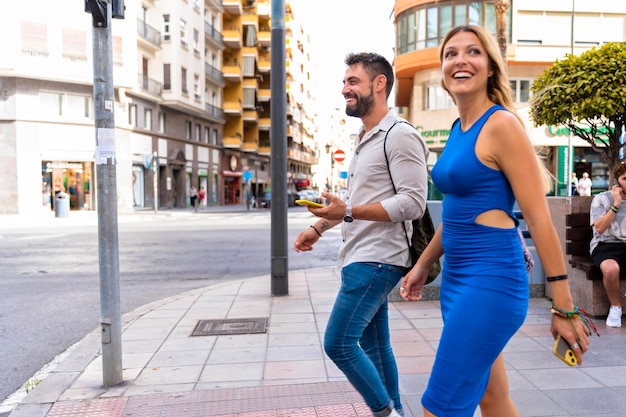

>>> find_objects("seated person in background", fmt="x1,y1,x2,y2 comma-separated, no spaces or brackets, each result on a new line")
590,163,626,327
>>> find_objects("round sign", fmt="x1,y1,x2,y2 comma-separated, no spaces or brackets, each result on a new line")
333,149,346,163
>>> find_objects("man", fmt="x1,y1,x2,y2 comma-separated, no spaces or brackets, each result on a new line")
590,163,626,327
578,172,592,196
294,53,428,417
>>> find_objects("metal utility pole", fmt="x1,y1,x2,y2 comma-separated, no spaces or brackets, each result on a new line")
270,0,288,296
85,0,124,386
153,151,158,213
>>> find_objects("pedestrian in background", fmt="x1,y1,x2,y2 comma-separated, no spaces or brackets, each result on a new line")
294,52,429,417
189,185,198,209
578,172,593,196
400,25,591,417
198,186,206,208
571,172,579,196
590,163,626,327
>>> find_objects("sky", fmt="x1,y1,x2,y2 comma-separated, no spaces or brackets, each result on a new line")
288,0,396,134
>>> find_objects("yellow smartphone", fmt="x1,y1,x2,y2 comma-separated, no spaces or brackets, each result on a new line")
295,199,326,208
552,335,577,366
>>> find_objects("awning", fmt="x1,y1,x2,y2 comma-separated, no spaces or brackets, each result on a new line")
221,170,243,177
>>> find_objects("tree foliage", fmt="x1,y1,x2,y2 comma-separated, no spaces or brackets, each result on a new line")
530,42,626,176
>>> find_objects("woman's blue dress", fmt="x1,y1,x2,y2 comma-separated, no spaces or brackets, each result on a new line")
423,105,528,416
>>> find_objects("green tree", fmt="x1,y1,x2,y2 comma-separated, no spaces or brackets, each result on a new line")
530,42,626,179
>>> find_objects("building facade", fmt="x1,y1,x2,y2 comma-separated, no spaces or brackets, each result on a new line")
393,0,626,195
0,0,318,215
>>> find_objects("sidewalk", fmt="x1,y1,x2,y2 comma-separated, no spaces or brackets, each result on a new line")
4,263,626,417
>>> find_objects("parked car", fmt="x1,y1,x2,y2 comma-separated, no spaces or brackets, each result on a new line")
298,189,321,204
257,190,299,208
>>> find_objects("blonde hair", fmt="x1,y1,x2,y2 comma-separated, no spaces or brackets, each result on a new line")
440,25,553,193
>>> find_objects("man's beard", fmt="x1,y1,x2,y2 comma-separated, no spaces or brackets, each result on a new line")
345,93,374,118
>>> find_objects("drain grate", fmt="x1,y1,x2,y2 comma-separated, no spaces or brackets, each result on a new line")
191,317,269,336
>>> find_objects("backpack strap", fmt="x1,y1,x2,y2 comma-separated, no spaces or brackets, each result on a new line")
383,120,414,253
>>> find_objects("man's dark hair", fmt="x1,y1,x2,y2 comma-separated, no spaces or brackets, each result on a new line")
344,52,394,98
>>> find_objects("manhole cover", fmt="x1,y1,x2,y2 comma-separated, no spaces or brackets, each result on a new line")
191,317,269,336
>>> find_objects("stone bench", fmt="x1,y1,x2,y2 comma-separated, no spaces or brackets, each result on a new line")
565,211,626,317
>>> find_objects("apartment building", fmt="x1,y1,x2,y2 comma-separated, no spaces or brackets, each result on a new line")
0,0,318,215
394,0,626,195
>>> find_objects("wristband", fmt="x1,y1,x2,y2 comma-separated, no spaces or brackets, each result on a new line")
310,225,322,237
546,274,568,282
610,205,619,213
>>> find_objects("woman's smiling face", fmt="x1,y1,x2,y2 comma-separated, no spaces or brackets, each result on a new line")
441,30,492,99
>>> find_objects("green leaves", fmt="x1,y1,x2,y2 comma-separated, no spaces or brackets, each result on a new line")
530,42,626,169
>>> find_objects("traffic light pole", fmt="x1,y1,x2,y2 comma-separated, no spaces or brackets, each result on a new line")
86,0,124,387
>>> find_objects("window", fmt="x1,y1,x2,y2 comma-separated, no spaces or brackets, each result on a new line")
212,129,218,146
62,28,87,61
39,92,62,117
185,121,192,139
112,36,123,65
163,14,170,41
243,55,255,77
510,79,531,103
129,104,137,126
426,85,454,110
181,67,188,94
163,63,171,90
21,21,48,56
243,88,255,109
396,1,511,54
158,112,165,133
204,126,210,143
39,92,91,119
194,74,200,100
144,108,152,129
180,19,187,48
195,124,201,141
193,29,200,53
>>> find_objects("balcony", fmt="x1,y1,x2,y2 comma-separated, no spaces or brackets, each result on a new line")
258,30,270,48
223,0,242,15
137,19,162,51
223,135,243,148
242,14,258,29
223,64,242,83
204,21,224,49
257,88,270,102
257,56,270,73
258,117,270,131
258,145,271,155
223,100,243,116
242,140,258,152
243,109,258,122
205,104,225,123
223,28,242,49
205,63,225,87
137,73,162,96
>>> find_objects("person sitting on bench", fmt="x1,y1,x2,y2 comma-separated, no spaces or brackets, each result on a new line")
590,163,626,327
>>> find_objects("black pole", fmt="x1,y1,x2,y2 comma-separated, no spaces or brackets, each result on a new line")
270,0,288,296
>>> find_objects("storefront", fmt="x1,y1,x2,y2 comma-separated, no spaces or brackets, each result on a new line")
42,161,93,210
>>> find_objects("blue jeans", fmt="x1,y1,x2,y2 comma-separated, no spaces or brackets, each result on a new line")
324,262,404,416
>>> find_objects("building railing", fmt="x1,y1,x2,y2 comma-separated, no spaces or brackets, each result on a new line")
137,19,161,47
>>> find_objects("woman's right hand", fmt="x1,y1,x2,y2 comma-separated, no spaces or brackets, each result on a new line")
399,264,429,301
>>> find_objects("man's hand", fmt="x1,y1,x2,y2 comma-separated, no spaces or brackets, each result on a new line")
306,192,347,221
293,226,320,252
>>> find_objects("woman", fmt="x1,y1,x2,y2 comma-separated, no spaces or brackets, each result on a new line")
399,25,592,417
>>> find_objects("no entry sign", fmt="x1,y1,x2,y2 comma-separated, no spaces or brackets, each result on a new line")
333,149,346,163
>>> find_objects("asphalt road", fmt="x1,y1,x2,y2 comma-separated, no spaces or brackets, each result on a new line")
0,208,341,406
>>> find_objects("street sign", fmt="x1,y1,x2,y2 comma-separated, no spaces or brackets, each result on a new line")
333,149,346,163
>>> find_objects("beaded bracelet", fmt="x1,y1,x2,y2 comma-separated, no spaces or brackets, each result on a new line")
610,205,619,213
546,274,568,282
310,225,322,237
550,303,600,337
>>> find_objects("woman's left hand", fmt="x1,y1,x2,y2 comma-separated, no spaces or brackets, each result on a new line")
550,314,592,365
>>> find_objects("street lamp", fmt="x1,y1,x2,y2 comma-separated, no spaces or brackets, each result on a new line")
325,143,335,192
